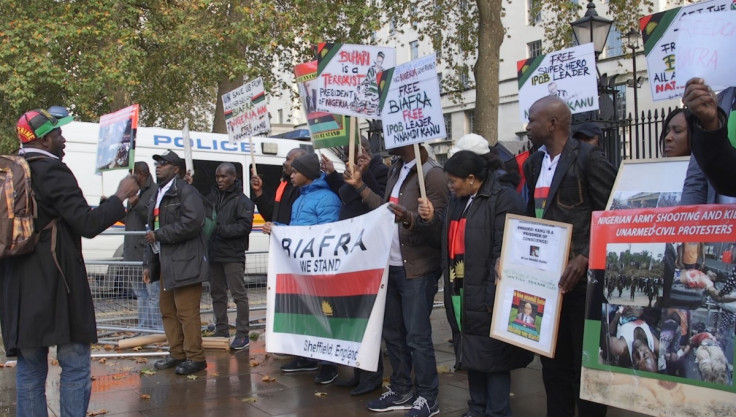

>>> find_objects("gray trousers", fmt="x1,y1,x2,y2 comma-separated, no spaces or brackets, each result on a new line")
208,261,250,336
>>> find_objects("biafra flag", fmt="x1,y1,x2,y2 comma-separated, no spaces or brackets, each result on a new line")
273,269,383,342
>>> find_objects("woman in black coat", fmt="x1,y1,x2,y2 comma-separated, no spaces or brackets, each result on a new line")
419,151,533,417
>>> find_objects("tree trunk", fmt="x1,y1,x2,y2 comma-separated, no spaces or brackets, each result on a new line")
212,78,242,133
474,0,504,145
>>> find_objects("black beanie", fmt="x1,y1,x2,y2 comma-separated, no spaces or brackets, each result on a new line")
291,153,321,180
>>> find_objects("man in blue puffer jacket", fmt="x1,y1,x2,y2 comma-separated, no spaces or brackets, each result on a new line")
263,152,342,383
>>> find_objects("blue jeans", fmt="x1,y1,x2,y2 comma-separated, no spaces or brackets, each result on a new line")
17,343,92,417
132,276,163,330
467,369,511,417
383,266,440,402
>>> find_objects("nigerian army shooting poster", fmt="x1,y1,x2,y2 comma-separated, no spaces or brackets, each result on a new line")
265,204,395,371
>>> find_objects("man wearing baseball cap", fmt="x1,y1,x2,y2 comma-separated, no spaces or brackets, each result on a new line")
572,122,603,147
2,109,139,416
143,149,209,376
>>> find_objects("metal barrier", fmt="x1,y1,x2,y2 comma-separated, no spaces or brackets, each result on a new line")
87,246,269,335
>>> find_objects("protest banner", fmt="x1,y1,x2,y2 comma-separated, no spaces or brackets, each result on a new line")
580,204,736,415
517,43,598,122
640,0,730,101
96,104,139,172
182,119,194,177
222,77,268,176
315,43,396,118
607,157,690,210
294,60,354,148
490,214,571,357
675,10,736,93
377,53,446,149
265,204,395,371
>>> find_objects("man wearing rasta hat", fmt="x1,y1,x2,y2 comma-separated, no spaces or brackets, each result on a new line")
1,108,139,416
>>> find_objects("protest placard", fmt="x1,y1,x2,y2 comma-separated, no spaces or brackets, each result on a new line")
675,10,736,93
96,104,139,172
580,204,736,415
265,204,395,371
607,157,690,210
517,43,598,122
377,54,446,149
640,0,730,101
490,214,571,357
315,43,396,118
294,60,353,148
222,77,269,142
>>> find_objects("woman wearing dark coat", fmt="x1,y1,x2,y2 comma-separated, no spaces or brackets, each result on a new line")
419,151,533,417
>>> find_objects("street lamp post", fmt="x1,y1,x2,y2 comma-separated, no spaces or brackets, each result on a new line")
570,0,614,62
626,30,641,123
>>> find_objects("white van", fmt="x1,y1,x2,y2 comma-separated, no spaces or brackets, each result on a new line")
61,121,344,275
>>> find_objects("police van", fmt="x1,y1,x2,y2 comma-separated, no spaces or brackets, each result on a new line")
61,121,343,285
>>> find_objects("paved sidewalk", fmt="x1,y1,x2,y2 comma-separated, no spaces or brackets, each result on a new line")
0,308,647,416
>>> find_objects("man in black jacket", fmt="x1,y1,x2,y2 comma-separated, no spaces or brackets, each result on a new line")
143,150,209,376
2,109,139,416
206,162,254,350
523,96,615,417
250,147,306,224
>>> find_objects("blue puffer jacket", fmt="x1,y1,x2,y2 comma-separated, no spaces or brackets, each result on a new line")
290,173,341,226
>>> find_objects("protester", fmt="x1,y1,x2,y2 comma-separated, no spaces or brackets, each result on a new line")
123,162,162,330
321,138,388,395
660,108,692,157
1,109,139,416
206,162,254,350
143,150,209,376
572,122,603,147
346,144,448,417
419,150,533,417
263,153,342,383
251,147,307,224
684,78,736,197
523,96,616,417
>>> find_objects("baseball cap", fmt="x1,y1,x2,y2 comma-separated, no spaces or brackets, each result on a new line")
16,109,73,144
573,122,603,139
448,133,490,158
152,149,185,170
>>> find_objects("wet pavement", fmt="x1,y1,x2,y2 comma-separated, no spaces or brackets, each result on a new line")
0,308,648,416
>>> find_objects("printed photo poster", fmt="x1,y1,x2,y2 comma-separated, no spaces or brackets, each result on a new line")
294,60,353,148
606,157,690,210
96,104,139,172
377,53,446,149
581,204,736,416
265,204,395,371
222,77,270,142
490,214,572,357
517,43,598,122
315,43,396,118
676,10,736,93
640,0,731,101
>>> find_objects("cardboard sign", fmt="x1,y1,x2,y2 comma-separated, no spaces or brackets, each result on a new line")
222,77,270,142
676,10,736,93
640,0,731,101
377,54,446,149
517,43,598,122
315,43,396,118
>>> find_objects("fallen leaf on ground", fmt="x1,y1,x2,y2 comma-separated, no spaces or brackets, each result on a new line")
112,375,127,380
314,392,327,397
140,368,155,375
103,345,115,350
97,358,107,364
436,365,452,374
50,359,59,366
210,372,219,377
261,375,276,382
87,409,108,416
187,375,198,380
250,360,260,367
140,394,151,400
1,361,17,368
241,397,257,403
132,347,142,351
135,358,148,364
118,367,133,372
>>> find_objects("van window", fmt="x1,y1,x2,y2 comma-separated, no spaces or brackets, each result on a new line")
250,163,283,201
189,160,244,195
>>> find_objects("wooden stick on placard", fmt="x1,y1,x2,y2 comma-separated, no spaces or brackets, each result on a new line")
348,117,357,173
413,143,427,200
248,136,258,177
117,334,168,349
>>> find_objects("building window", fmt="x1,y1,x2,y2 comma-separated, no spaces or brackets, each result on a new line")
527,0,541,25
466,110,475,134
604,27,623,58
410,40,419,60
437,72,443,92
411,6,419,29
459,65,471,89
613,84,626,120
527,40,542,58
444,114,452,141
278,109,283,124
389,17,396,35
